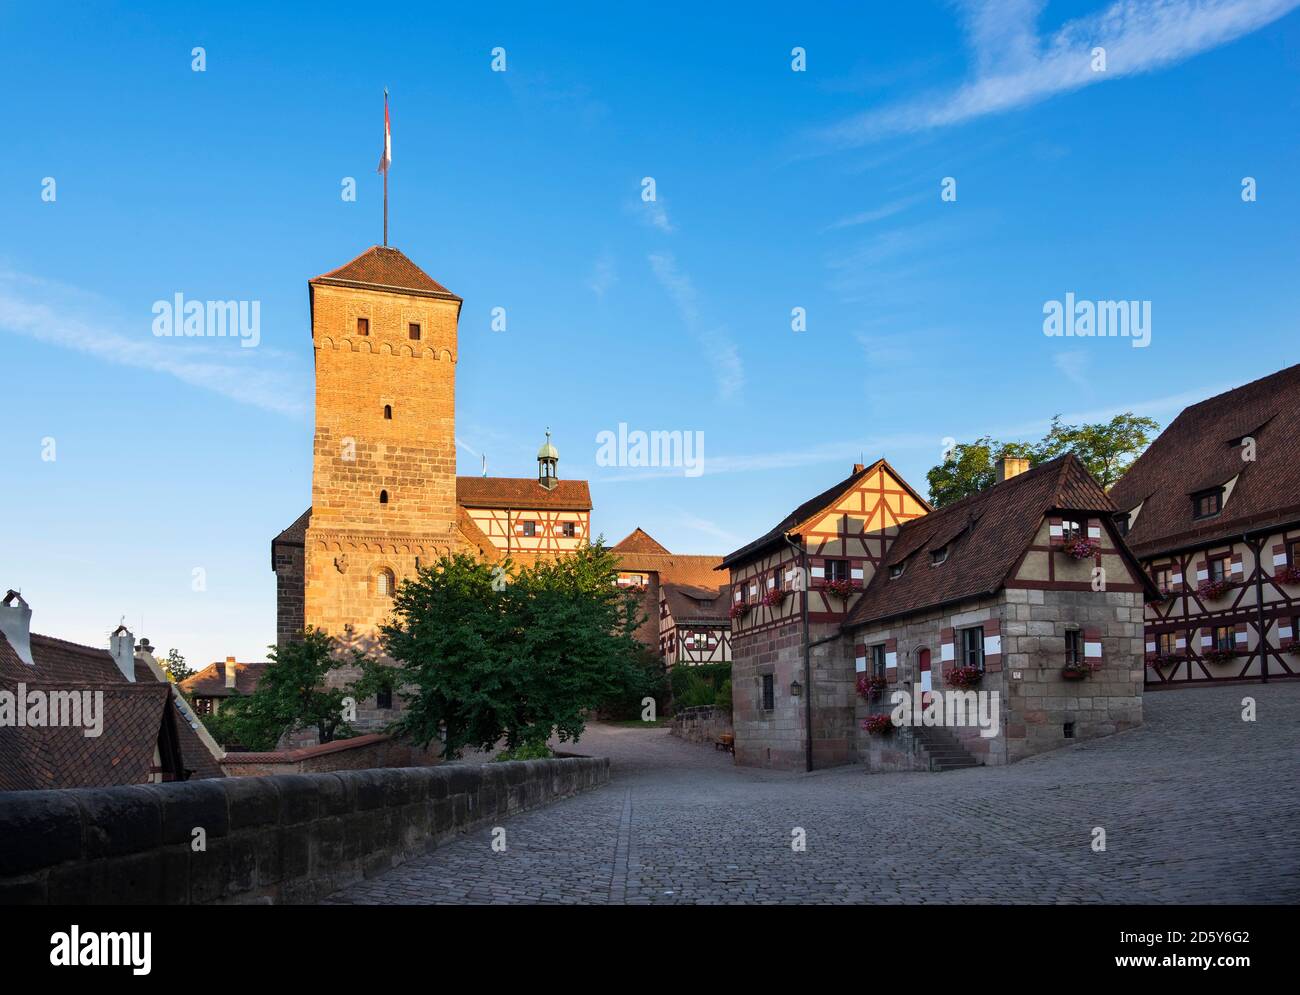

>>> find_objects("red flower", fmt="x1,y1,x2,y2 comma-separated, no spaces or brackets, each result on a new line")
945,666,983,688
856,673,888,702
1275,565,1300,586
1062,536,1101,560
862,714,894,735
823,578,855,599
728,601,750,620
761,588,787,608
1196,578,1233,601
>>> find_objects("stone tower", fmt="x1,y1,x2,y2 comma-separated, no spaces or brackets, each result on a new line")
302,245,463,656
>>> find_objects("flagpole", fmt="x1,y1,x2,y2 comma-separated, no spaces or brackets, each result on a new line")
383,89,389,247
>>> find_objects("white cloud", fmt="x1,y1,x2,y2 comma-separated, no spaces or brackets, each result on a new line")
1052,348,1091,387
588,252,617,297
814,0,1300,147
647,252,744,400
824,193,926,232
0,270,307,417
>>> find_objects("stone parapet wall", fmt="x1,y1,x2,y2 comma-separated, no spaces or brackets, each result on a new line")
0,757,609,905
220,734,439,777
671,706,733,745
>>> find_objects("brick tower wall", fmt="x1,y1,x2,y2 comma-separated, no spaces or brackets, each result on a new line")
303,282,463,731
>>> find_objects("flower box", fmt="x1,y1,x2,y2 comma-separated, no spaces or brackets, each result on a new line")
728,602,750,620
1276,565,1300,586
761,588,787,608
856,673,887,702
1202,648,1240,665
1196,578,1233,601
945,666,983,689
861,713,894,735
1062,536,1101,560
1062,664,1090,681
823,578,855,599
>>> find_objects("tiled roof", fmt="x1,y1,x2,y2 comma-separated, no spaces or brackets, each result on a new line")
310,245,460,301
662,582,731,624
720,459,932,570
611,527,671,555
180,660,268,698
1109,364,1300,558
456,505,500,561
615,552,724,589
845,455,1119,629
0,631,223,789
0,680,174,791
456,476,592,511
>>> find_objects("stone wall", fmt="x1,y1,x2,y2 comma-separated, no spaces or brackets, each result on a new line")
671,705,733,745
273,538,305,649
851,588,1145,770
0,757,608,905
220,734,439,778
731,619,858,769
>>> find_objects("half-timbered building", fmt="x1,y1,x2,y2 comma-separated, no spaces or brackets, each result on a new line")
1108,364,1300,688
719,460,930,769
610,528,725,660
842,455,1155,771
660,583,732,666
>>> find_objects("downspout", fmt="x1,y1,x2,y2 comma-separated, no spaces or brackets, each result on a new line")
784,534,814,772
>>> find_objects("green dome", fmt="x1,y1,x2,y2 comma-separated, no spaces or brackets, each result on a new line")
538,430,559,460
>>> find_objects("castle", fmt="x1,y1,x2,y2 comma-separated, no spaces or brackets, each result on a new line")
271,246,591,731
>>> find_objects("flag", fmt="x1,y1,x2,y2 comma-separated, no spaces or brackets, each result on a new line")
377,91,391,173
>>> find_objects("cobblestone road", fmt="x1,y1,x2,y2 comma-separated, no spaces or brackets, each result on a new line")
326,683,1300,904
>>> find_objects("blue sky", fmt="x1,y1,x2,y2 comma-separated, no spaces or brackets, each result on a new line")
2,1,1297,667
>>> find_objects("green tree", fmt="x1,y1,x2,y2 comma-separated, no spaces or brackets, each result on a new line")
382,543,646,759
214,628,359,751
1036,413,1160,489
160,648,195,684
925,413,1158,507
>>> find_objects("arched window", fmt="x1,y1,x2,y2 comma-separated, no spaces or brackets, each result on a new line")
383,404,392,420
379,490,389,504
376,568,395,597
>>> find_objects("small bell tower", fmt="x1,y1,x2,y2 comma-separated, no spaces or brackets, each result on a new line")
537,429,559,491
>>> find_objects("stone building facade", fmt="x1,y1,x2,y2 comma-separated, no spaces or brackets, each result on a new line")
724,454,1155,772
720,461,931,769
271,246,592,736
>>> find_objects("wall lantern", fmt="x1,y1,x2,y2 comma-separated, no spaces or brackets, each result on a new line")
790,679,803,697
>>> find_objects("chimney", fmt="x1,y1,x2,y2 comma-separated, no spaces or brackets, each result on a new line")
0,590,35,667
109,624,136,682
852,463,865,474
995,457,1031,483
225,656,238,690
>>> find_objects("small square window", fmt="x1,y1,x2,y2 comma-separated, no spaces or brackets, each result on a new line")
1209,556,1229,582
1157,631,1177,656
1192,488,1222,519
408,323,421,341
376,687,393,710
562,522,576,538
960,626,984,669
826,559,850,582
522,521,536,537
356,317,370,336
1063,721,1075,739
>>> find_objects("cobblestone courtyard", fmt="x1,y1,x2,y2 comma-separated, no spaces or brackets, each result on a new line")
326,683,1300,904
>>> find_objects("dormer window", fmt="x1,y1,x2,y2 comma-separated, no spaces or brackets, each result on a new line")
930,547,948,566
889,563,905,579
1192,488,1222,520
1113,512,1130,537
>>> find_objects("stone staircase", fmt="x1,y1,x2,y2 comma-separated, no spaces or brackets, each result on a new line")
913,725,979,772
